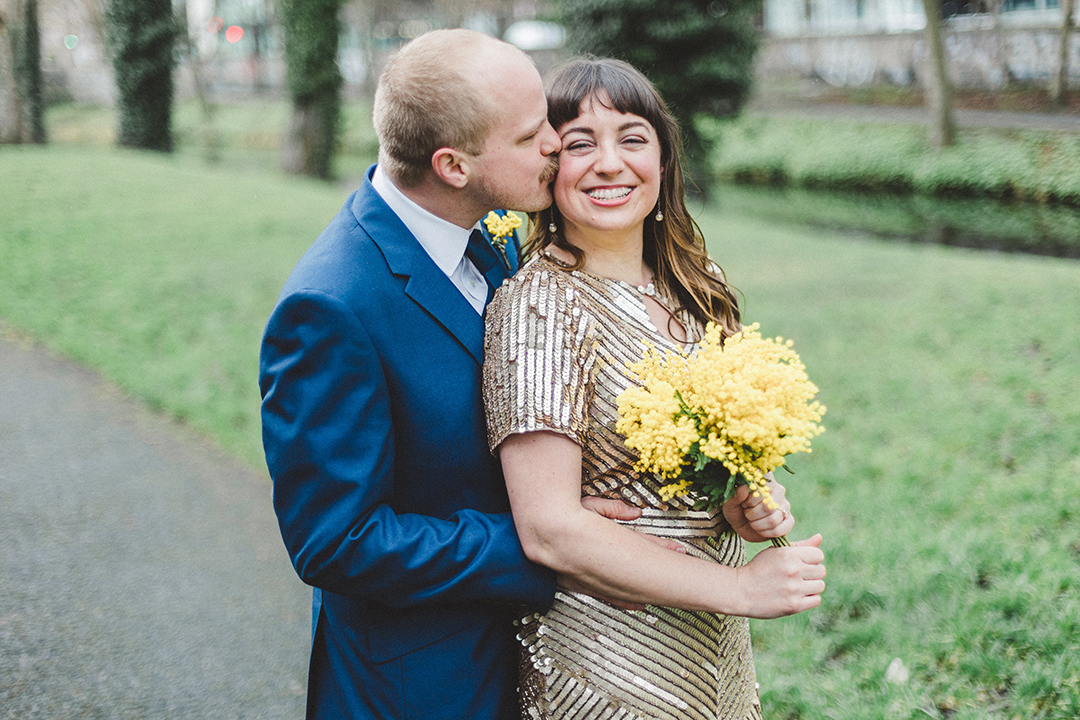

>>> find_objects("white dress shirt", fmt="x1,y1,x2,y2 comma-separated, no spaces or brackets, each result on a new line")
371,166,489,315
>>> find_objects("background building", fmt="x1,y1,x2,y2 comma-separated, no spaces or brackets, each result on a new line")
759,0,1078,88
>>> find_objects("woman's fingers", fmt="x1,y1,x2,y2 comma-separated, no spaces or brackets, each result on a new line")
790,533,823,551
745,500,794,536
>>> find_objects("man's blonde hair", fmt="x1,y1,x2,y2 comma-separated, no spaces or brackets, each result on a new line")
373,29,509,187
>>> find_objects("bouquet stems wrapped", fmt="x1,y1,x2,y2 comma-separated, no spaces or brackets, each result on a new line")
615,323,826,547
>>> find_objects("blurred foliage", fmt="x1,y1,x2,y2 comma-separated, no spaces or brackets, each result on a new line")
103,0,180,152
557,0,759,191
709,115,1080,207
278,0,344,179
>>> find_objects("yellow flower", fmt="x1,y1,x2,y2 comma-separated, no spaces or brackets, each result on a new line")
483,211,522,248
615,378,698,478
615,322,825,513
659,480,693,503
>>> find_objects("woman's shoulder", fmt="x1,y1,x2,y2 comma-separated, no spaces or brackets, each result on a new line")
488,254,595,332
497,254,584,304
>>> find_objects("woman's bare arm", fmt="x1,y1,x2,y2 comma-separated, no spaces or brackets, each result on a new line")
499,430,826,619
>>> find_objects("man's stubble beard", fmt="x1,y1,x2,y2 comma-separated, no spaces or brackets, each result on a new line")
519,156,560,212
475,156,561,214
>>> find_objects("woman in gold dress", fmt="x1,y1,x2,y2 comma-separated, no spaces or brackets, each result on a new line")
483,58,826,720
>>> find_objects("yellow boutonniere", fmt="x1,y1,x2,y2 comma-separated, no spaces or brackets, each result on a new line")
483,211,522,250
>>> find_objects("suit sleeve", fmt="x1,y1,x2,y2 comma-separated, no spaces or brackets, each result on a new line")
259,289,556,608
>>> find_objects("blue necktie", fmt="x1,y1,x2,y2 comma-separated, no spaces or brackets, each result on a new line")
465,229,509,304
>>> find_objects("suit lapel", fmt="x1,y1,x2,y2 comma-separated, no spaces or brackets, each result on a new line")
403,262,485,365
351,168,485,365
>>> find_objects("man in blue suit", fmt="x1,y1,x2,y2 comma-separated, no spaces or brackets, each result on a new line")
260,29,644,719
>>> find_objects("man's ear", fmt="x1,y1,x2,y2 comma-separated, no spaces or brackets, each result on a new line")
431,148,471,189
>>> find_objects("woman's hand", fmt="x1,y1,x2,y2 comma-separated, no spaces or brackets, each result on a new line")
734,534,826,618
722,475,795,543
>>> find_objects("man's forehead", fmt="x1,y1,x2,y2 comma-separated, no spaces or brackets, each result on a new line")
480,56,541,100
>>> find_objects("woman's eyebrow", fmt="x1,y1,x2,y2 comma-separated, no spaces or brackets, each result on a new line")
561,120,650,137
560,125,594,137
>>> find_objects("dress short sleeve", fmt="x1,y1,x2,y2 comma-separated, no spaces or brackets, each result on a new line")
483,263,598,451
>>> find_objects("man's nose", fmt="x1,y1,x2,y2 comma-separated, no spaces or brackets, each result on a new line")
539,121,560,156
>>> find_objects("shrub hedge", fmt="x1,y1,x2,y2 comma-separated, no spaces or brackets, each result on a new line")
706,115,1080,207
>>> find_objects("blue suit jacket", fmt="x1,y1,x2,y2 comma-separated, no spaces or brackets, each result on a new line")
259,167,553,719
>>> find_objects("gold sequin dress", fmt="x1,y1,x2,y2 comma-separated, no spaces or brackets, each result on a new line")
483,255,762,720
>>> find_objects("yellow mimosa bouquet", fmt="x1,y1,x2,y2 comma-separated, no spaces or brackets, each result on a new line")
615,322,826,546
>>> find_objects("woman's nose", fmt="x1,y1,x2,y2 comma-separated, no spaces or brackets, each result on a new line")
592,141,624,174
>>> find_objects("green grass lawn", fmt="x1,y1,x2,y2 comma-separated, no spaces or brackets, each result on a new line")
2,143,1078,720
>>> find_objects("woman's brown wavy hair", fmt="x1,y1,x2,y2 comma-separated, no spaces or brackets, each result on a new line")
524,57,741,338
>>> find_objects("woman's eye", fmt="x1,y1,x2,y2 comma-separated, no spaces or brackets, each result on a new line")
565,141,591,152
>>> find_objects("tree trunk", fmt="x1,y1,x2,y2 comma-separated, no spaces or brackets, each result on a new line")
1051,0,1076,108
105,0,178,152
281,94,338,179
988,0,1013,87
279,0,342,179
921,0,957,148
0,0,45,144
0,1,19,143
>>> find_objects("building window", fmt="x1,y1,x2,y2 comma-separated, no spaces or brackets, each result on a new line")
943,0,988,16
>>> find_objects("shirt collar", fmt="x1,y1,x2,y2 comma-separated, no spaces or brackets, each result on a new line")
372,165,480,278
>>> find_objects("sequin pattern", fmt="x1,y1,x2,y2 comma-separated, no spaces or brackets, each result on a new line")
484,257,762,720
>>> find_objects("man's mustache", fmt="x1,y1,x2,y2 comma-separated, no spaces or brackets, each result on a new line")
540,157,559,184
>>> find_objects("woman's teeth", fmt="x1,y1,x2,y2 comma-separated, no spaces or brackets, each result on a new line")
587,187,632,200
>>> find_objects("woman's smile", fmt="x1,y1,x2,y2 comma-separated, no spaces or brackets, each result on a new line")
585,185,634,203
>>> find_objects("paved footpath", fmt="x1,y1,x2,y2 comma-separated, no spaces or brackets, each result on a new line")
0,331,310,719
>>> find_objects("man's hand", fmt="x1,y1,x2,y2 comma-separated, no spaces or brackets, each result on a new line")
562,497,686,610
579,495,641,522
